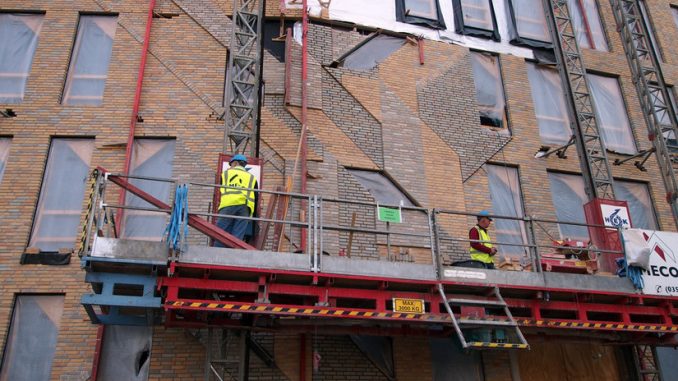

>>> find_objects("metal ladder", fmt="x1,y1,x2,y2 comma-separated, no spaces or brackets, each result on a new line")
437,284,529,350
609,0,678,225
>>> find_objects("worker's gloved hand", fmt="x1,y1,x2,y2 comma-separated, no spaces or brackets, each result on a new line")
490,248,498,255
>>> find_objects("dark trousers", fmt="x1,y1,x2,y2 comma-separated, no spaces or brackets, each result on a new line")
215,205,250,246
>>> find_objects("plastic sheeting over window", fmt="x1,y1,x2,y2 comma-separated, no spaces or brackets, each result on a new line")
470,52,507,129
30,139,94,251
98,326,152,381
349,336,395,380
0,13,44,104
63,15,117,106
348,169,415,206
340,35,405,71
430,338,483,381
673,7,678,31
566,0,608,51
123,139,175,240
638,0,663,62
0,138,11,184
587,74,636,154
507,0,552,47
614,181,658,230
487,165,527,256
395,0,446,29
547,172,588,240
657,347,678,381
526,63,571,145
0,295,64,381
453,0,499,40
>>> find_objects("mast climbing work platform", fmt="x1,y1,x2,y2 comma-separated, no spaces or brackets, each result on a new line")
79,168,678,352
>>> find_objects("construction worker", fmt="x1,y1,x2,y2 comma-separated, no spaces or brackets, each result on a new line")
215,154,258,244
469,210,498,269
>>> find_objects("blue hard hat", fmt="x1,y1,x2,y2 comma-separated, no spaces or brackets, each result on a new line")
229,154,247,164
477,210,493,221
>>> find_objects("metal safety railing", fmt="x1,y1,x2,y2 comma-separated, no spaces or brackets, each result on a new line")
82,169,626,276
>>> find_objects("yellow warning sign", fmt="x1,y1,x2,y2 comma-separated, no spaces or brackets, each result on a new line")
392,298,425,314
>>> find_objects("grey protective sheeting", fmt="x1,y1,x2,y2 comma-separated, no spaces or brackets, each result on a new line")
341,35,405,71
0,138,11,184
62,15,117,106
487,165,528,256
0,295,65,381
350,336,395,380
0,13,44,103
588,74,636,154
98,325,153,381
29,139,94,252
348,169,414,206
470,52,506,128
430,338,483,381
123,139,175,241
526,63,571,145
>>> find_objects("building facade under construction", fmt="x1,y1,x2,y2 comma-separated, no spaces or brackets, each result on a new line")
1,0,678,380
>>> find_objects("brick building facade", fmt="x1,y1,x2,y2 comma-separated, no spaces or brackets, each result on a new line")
1,0,677,380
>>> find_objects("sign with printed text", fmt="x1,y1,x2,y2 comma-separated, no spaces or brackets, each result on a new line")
392,298,425,314
600,204,631,229
378,206,402,223
639,230,678,296
221,161,261,185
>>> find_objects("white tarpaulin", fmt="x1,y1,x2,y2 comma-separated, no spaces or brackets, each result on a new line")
628,229,678,296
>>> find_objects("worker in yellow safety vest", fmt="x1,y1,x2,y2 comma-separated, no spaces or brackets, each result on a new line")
469,210,497,269
215,154,258,244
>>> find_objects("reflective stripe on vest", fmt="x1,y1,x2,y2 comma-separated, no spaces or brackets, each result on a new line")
469,226,494,264
219,167,256,215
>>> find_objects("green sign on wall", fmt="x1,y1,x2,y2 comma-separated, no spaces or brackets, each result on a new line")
378,206,402,223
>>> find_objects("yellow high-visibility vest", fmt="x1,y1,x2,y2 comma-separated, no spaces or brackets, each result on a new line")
469,226,494,264
219,167,256,215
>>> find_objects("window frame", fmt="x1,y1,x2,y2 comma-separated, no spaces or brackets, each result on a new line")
61,13,118,106
28,137,94,252
452,0,500,41
566,0,608,51
486,164,528,257
526,62,572,145
637,0,663,63
470,50,509,131
0,136,11,184
613,179,659,230
587,72,637,155
395,0,446,29
507,0,553,48
0,11,45,104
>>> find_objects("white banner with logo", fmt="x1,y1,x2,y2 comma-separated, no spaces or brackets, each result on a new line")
600,204,631,228
632,229,678,296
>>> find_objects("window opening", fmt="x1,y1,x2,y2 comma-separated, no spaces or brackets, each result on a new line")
339,35,405,71
0,13,44,104
453,0,499,40
395,0,446,29
637,0,663,63
62,15,118,105
348,169,415,206
487,165,527,256
672,6,678,31
566,0,608,51
122,139,176,240
470,51,507,129
507,0,552,47
0,295,65,381
547,172,589,240
97,325,152,381
29,138,94,252
587,73,636,154
614,180,658,230
0,137,11,183
526,62,571,145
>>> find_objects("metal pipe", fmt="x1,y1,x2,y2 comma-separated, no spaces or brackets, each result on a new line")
115,0,156,235
300,0,309,251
